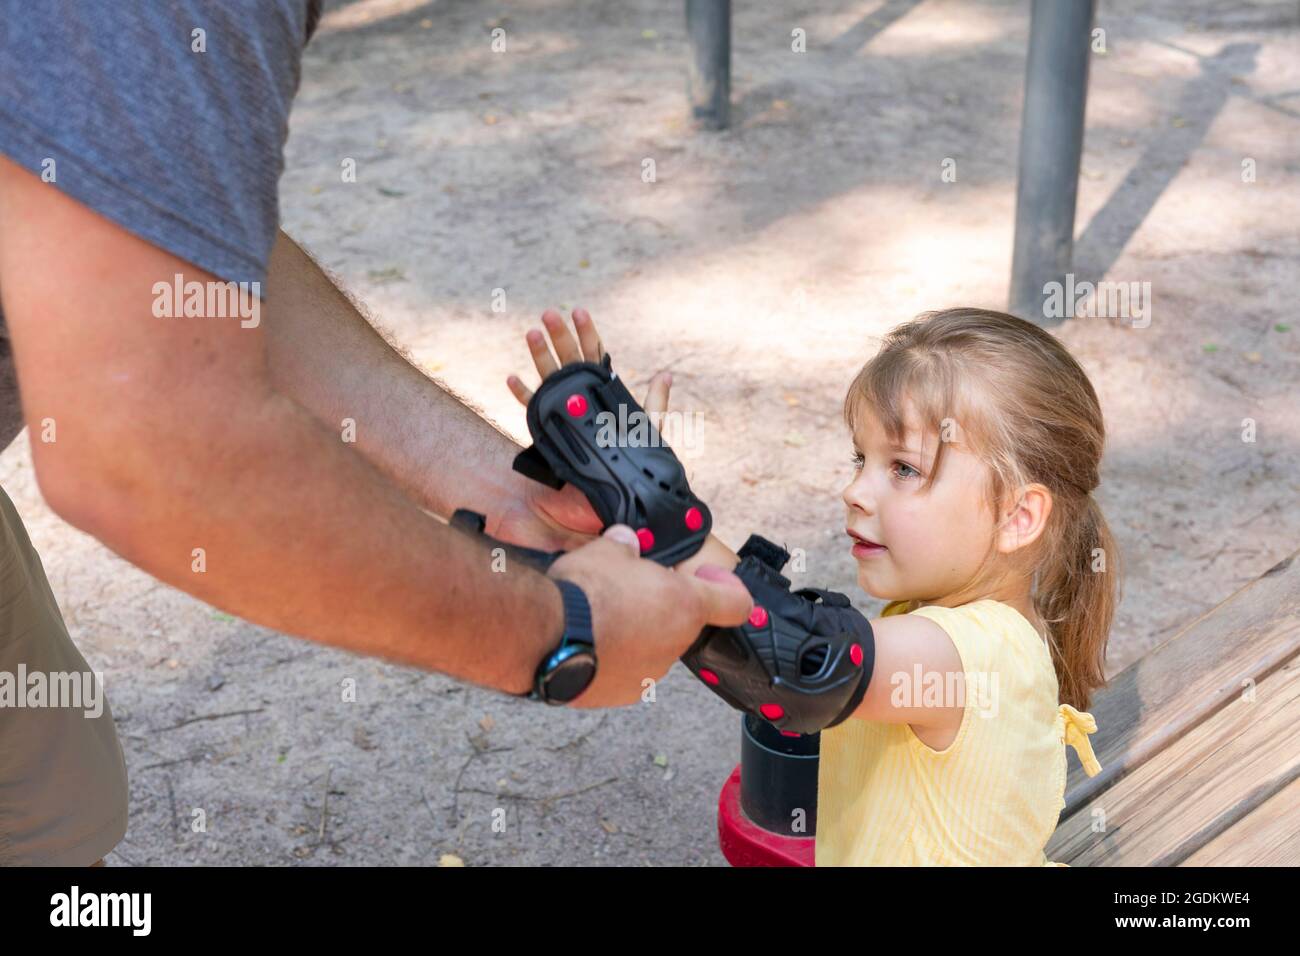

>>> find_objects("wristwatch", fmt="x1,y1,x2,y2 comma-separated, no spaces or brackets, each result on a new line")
524,579,596,705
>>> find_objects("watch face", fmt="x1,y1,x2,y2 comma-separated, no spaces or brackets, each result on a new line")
543,651,597,703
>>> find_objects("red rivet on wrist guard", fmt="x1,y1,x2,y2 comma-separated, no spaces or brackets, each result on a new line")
635,527,655,552
699,668,720,686
781,730,801,737
565,394,588,417
684,507,703,531
760,703,784,721
850,643,864,666
748,605,769,628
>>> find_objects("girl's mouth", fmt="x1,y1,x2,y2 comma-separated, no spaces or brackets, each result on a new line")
847,529,887,558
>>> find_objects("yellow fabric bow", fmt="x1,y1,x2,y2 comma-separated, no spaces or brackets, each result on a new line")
1059,704,1102,777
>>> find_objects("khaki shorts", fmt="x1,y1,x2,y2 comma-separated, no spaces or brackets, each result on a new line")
0,480,128,865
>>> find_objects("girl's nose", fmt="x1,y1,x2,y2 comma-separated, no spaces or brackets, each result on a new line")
841,473,875,515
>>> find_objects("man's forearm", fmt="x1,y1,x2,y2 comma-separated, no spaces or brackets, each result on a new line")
64,380,558,694
0,162,564,694
264,231,531,523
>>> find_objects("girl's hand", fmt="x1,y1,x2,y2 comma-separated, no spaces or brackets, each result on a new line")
495,307,671,552
503,307,738,573
506,307,672,420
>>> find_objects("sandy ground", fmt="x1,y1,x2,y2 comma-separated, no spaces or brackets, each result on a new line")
5,0,1296,865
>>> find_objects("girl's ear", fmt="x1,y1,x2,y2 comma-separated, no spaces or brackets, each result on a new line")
997,482,1052,555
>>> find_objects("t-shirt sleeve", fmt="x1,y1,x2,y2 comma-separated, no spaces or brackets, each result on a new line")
0,1,317,289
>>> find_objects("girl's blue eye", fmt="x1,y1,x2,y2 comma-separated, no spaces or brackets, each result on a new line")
851,453,865,469
892,461,920,480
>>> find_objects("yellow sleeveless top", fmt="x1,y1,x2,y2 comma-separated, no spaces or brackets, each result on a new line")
814,598,1101,866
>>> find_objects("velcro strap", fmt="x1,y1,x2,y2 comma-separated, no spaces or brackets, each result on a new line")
793,587,851,608
448,509,566,572
737,533,791,573
511,445,563,490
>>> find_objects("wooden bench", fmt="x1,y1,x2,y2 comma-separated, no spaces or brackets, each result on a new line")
1046,549,1300,865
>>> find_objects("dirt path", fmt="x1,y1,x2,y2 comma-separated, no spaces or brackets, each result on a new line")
5,0,1295,865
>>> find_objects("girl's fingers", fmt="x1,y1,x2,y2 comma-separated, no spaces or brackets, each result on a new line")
643,371,672,420
541,309,583,366
572,308,605,363
519,307,607,407
526,328,560,379
506,374,534,407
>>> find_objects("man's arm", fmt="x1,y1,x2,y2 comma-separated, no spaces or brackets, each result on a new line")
0,158,750,705
264,231,599,548
0,159,560,691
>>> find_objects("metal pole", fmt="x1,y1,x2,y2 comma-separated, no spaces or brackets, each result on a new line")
686,0,731,130
1008,0,1096,325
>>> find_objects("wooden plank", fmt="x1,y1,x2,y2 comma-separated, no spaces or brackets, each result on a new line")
1058,550,1300,820
1046,651,1300,865
1182,774,1300,866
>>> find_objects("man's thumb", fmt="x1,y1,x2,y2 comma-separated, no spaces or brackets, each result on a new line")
691,564,753,627
602,523,641,554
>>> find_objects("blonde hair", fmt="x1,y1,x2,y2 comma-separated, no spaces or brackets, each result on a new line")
843,307,1119,711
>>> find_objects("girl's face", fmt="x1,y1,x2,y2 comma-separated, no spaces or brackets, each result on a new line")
841,401,998,604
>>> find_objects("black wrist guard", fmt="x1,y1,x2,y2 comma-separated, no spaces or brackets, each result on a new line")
681,534,875,735
449,508,566,572
512,353,712,567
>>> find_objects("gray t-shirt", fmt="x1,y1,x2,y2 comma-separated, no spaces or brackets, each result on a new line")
0,0,322,865
0,0,322,287
0,0,323,444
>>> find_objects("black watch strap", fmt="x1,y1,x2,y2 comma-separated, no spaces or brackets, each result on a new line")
523,579,596,704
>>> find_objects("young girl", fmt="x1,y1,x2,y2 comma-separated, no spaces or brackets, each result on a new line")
508,305,1118,867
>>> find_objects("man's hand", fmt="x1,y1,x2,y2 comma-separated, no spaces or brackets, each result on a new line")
547,525,752,708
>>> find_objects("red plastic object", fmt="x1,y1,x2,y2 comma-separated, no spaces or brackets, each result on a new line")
635,527,655,552
565,394,588,417
747,605,769,628
717,766,815,867
684,506,704,531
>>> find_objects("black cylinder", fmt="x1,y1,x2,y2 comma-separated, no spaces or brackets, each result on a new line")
738,715,820,835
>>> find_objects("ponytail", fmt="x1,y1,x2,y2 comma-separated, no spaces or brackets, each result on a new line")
1035,494,1119,711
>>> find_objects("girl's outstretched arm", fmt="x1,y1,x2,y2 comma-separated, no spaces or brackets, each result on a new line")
504,308,963,740
850,612,965,733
